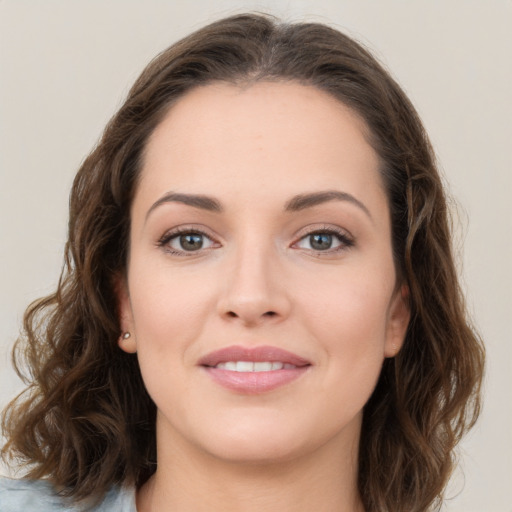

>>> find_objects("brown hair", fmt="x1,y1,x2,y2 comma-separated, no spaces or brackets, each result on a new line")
2,13,484,511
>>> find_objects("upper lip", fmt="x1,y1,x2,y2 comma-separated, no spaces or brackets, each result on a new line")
198,345,311,367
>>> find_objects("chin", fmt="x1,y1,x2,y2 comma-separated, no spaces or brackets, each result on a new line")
205,434,309,466
184,409,360,467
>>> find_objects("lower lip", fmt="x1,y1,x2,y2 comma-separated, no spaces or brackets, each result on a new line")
202,367,309,394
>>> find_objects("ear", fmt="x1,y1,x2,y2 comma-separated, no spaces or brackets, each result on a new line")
384,284,411,358
115,275,137,354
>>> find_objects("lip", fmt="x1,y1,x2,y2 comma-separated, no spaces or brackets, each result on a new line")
198,345,311,394
198,345,310,367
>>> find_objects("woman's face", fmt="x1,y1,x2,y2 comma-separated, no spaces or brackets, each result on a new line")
119,82,409,465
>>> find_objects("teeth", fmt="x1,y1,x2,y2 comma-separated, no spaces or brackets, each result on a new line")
236,361,254,372
254,362,272,372
215,361,295,372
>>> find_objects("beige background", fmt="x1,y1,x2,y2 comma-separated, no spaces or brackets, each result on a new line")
1,1,511,510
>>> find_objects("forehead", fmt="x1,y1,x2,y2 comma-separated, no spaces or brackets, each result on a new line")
137,81,385,211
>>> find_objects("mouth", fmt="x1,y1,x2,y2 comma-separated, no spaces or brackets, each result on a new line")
198,345,311,394
213,361,298,371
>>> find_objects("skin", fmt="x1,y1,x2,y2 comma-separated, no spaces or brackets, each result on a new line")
118,81,410,512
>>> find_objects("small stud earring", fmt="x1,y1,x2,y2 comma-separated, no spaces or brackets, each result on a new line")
118,331,136,354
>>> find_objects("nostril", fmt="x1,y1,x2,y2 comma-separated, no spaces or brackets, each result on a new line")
225,310,277,319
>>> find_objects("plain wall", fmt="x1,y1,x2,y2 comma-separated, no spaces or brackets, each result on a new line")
1,1,511,510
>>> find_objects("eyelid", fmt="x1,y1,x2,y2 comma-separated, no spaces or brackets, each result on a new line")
156,223,354,256
291,224,355,253
157,224,221,255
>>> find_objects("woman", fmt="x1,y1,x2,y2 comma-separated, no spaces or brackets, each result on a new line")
0,13,484,512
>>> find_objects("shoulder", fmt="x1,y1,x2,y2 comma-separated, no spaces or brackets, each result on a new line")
0,477,136,512
0,478,71,511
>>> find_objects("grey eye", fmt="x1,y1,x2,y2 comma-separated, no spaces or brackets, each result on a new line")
296,232,343,251
179,233,204,251
169,232,214,252
309,233,333,250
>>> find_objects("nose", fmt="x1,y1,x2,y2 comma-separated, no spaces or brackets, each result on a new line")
217,240,292,327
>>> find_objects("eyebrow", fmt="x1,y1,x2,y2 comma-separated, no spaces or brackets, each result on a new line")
145,189,371,221
284,190,372,219
146,192,223,221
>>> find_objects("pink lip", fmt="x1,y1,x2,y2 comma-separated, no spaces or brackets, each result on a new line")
198,345,310,367
198,345,311,394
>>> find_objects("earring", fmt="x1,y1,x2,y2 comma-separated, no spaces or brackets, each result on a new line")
118,331,136,353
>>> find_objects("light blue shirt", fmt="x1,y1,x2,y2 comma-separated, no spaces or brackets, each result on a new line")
0,477,136,511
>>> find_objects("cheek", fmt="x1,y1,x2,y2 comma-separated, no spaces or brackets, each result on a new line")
127,265,215,371
302,270,393,342
297,266,394,391
129,279,211,425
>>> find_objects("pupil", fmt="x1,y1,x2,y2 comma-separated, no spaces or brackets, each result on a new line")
310,233,332,250
180,234,203,250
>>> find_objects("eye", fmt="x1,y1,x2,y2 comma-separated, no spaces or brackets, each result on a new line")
294,229,354,253
159,229,217,254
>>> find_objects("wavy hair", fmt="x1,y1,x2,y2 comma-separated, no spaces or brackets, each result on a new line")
1,13,484,511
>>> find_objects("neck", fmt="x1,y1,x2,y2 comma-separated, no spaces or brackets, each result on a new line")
137,416,365,512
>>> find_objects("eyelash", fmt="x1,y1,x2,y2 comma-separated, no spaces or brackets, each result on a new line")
293,226,355,255
157,227,219,256
157,225,354,256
